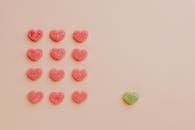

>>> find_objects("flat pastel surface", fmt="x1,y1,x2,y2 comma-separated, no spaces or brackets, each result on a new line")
0,0,195,130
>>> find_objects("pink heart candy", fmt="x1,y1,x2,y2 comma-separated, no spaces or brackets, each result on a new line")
27,90,43,104
72,30,88,43
49,30,65,42
49,92,64,105
72,48,88,62
71,91,87,104
27,48,43,61
27,29,43,42
49,69,65,82
50,48,65,61
26,68,42,81
72,69,87,81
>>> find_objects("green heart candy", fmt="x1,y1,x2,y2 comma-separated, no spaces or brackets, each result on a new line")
122,92,139,105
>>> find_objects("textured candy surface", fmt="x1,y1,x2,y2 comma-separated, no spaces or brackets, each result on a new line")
72,30,88,43
27,90,43,104
72,48,88,62
28,29,43,42
71,91,87,104
50,48,65,61
49,69,64,81
49,30,65,42
27,48,42,61
72,69,87,81
26,68,42,81
122,92,139,105
49,92,64,105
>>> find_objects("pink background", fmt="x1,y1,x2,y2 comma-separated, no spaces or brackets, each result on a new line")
0,0,195,130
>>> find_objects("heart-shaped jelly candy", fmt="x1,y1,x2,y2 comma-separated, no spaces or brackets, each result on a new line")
27,29,43,42
27,90,43,104
72,30,88,43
